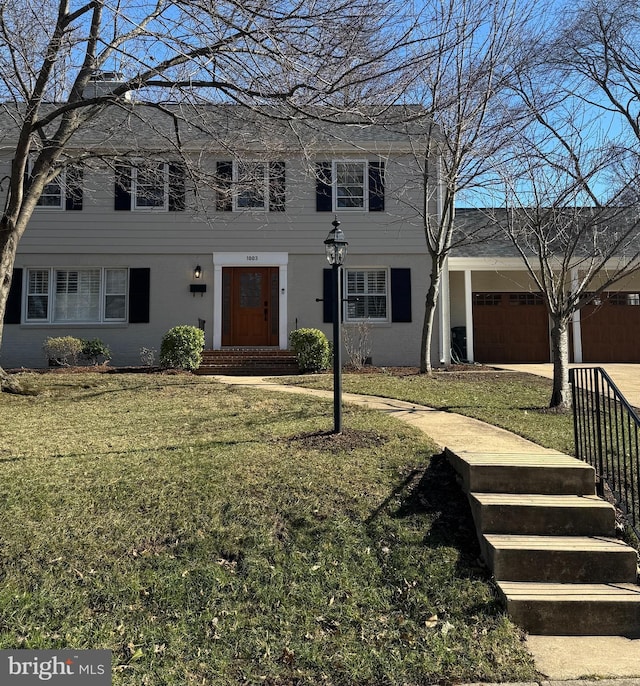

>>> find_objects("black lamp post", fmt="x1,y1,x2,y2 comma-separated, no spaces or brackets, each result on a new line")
324,217,348,433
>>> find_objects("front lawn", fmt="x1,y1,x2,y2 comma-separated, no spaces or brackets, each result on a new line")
0,372,536,685
278,368,575,455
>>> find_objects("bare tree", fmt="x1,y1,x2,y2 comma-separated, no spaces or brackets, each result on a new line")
0,0,425,389
492,0,640,409
392,0,541,373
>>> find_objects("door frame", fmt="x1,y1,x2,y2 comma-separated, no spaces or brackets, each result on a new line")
213,252,288,349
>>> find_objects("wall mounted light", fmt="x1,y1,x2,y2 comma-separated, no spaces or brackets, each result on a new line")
194,265,202,279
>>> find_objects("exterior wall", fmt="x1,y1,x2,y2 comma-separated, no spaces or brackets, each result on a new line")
1,151,436,368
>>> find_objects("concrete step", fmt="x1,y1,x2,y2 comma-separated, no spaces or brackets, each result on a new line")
469,493,615,536
497,581,640,635
484,534,638,583
446,449,595,495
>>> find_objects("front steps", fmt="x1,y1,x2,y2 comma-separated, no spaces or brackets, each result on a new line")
446,448,640,635
195,349,299,376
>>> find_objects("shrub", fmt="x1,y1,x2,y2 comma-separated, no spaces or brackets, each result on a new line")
43,336,83,366
343,321,372,369
81,338,111,365
289,328,331,373
140,347,157,367
160,325,205,371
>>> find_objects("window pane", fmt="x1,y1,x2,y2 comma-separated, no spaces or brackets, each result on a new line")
27,270,49,320
105,295,126,319
105,269,127,320
236,162,265,209
37,177,63,208
336,162,365,209
135,164,167,209
346,269,387,321
54,269,100,321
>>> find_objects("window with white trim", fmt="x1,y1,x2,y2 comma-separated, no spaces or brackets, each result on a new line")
234,161,267,210
345,268,388,321
37,173,64,209
25,268,127,323
132,163,169,210
334,161,367,210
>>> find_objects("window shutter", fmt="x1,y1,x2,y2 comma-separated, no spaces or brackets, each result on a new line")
269,161,285,212
316,163,332,212
368,161,385,212
128,268,150,323
322,269,333,322
114,164,132,211
65,165,83,211
391,268,411,322
4,268,22,324
216,161,233,211
168,163,186,212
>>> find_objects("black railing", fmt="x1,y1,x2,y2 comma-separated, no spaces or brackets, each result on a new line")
570,367,640,538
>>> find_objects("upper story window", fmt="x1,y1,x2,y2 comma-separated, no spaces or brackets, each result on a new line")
29,163,83,211
25,267,127,323
215,160,285,212
316,160,385,212
345,268,388,322
115,161,185,212
132,163,168,210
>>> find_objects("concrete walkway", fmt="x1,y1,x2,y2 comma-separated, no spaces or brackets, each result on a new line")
213,374,640,682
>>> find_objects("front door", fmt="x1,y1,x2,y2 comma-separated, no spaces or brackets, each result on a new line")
222,267,279,346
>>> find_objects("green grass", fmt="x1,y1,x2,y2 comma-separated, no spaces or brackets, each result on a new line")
278,369,575,455
0,372,536,685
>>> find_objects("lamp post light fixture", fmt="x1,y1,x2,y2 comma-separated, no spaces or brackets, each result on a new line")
324,217,348,434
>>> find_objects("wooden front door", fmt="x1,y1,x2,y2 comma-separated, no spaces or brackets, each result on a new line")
222,267,279,346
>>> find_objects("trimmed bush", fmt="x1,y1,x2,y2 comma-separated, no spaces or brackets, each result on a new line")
289,328,331,373
43,336,83,366
160,325,205,371
81,338,111,365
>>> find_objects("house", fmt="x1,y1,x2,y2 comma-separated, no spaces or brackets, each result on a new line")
448,208,640,364
0,103,444,369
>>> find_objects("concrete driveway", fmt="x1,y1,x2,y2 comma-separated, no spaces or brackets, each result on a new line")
494,363,640,408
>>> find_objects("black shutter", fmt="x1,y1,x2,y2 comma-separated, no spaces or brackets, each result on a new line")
4,268,22,324
316,162,332,212
168,163,186,212
269,161,285,212
368,161,385,212
114,164,132,211
216,161,233,211
65,165,83,211
322,269,333,322
128,268,150,323
391,268,411,322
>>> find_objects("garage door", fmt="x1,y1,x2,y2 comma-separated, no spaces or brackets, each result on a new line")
472,292,550,363
580,292,640,362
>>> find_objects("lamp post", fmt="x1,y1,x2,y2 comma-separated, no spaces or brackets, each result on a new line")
324,217,348,434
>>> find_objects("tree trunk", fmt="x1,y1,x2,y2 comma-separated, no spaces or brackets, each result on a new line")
420,258,442,374
0,217,23,393
549,316,571,410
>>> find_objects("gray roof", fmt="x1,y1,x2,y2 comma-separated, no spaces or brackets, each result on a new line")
0,102,431,154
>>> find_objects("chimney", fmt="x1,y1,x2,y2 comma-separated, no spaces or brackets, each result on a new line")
83,71,131,100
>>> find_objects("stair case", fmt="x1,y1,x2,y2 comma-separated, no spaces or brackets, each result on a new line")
446,449,640,636
195,349,299,376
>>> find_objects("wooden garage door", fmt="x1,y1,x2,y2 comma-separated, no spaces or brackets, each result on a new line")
580,292,640,362
473,292,550,363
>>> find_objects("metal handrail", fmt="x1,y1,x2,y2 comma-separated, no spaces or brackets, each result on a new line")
570,367,640,538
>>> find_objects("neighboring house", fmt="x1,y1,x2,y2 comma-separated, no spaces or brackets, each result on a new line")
448,209,640,364
0,103,443,369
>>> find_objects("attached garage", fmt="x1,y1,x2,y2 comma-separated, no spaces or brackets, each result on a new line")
472,292,550,363
580,292,640,362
